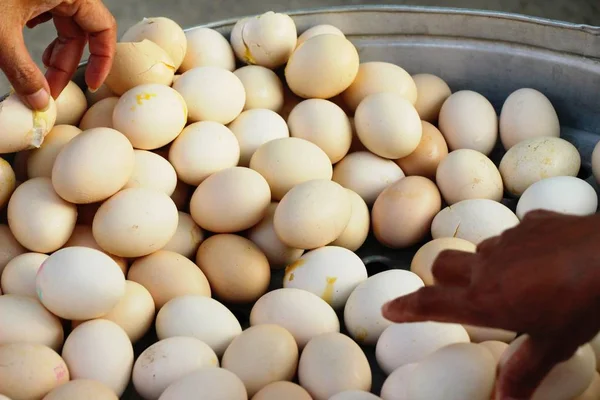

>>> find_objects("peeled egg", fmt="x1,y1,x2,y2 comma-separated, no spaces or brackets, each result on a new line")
479,341,509,363
412,73,452,122
438,90,498,155
499,137,581,196
395,121,449,179
355,93,422,159
222,324,299,397
330,391,381,400
0,94,57,153
0,225,26,275
180,27,235,72
42,379,118,400
113,83,187,150
411,238,476,285
297,24,345,47
79,97,118,130
344,270,425,345
380,364,417,400
123,150,178,195
64,225,128,274
372,176,442,248
593,141,600,185
159,368,247,400
574,373,600,400
161,211,204,259
285,34,359,99
55,81,88,126
1,252,48,297
436,149,504,204
500,88,560,150
86,84,115,106
331,189,370,252
27,124,81,178
234,65,285,112
464,325,517,343
249,137,333,201
253,381,312,400
0,158,15,208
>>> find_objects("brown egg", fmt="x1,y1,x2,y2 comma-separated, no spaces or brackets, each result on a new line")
162,211,204,259
234,66,285,112
79,97,119,130
0,224,26,275
411,238,476,285
412,74,452,122
0,157,16,209
42,379,118,400
330,189,370,252
55,81,88,126
396,121,449,179
372,176,442,248
253,381,312,400
196,234,270,303
27,125,81,179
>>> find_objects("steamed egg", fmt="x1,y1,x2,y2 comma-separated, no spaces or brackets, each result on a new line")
180,27,235,72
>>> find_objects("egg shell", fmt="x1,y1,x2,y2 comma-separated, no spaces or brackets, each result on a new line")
62,320,133,396
156,295,242,357
180,27,235,72
590,333,600,372
55,81,88,126
222,324,298,397
228,109,289,167
372,176,442,249
593,141,600,185
247,202,304,269
0,157,16,208
0,94,57,153
8,177,77,253
0,225,26,275
395,121,449,179
64,225,128,275
158,368,247,400
86,84,115,106
274,180,352,250
27,125,81,178
333,151,405,206
52,127,135,204
285,34,359,99
331,189,370,252
438,90,498,155
500,137,582,196
234,65,285,112
436,149,504,204
249,137,333,201
500,88,560,150
161,212,204,259
431,199,520,245
380,363,417,400
113,84,187,150
174,66,246,124
344,270,424,345
330,391,381,400
299,332,371,400
104,40,175,96
288,99,352,163
411,238,476,285
128,250,211,309
516,176,597,219
574,373,600,400
252,381,312,400
121,17,188,69
250,288,340,348
123,150,177,195
79,97,118,130
1,252,48,298
92,188,179,258
42,379,118,400
0,343,69,400
355,93,422,159
297,24,345,47
479,341,509,364
412,74,452,122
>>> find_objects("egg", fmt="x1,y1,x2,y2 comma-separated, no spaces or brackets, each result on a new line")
593,141,600,185
500,88,560,149
0,94,57,153
0,343,69,400
372,176,442,248
380,363,417,400
222,324,298,397
42,379,118,400
52,127,135,204
228,109,289,166
179,27,235,72
190,167,270,233
55,81,88,126
411,238,476,285
8,177,77,252
79,97,118,131
161,212,204,259
297,24,345,47
121,150,177,196
333,151,405,206
499,137,581,196
330,391,381,400
0,225,26,275
121,17,188,69
1,253,48,297
64,225,128,274
27,124,81,178
128,250,211,309
285,34,359,99
432,199,520,245
288,99,352,163
331,189,370,251
407,343,496,400
249,137,333,200
436,149,504,204
92,188,179,258
231,12,297,69
412,73,452,122
299,332,371,400
355,93,422,159
590,333,600,372
344,270,425,345
234,66,285,112
274,180,352,249
250,288,340,348
158,368,247,400
253,381,312,400
86,84,115,106
0,295,63,350
438,90,498,155
0,157,15,208
247,203,304,269
112,84,187,150
105,40,175,95
395,121,449,179
479,341,509,363
574,373,600,400
156,295,242,356
173,66,246,124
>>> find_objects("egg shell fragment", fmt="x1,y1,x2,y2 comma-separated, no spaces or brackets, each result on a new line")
180,27,235,72
331,189,370,252
395,121,449,179
158,368,247,400
27,124,81,179
252,381,312,400
1,252,48,298
55,81,88,126
79,97,118,130
412,73,452,122
42,379,118,400
234,65,285,112
411,238,476,286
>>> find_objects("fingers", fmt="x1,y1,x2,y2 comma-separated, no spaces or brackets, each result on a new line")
26,12,53,29
431,249,475,286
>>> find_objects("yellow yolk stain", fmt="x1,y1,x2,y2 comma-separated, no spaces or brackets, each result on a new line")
355,327,369,343
321,276,338,305
284,259,305,282
135,92,157,105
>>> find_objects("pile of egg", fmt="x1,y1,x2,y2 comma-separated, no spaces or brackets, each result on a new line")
0,11,599,400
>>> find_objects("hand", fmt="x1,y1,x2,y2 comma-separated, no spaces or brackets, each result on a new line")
382,210,600,400
0,0,116,110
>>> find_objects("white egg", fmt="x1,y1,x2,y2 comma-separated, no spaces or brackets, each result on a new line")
55,81,88,126
297,24,345,47
123,150,178,195
27,124,82,178
234,66,285,112
159,368,247,400
464,325,517,344
0,252,48,298
180,27,236,72
593,141,600,185
380,364,418,400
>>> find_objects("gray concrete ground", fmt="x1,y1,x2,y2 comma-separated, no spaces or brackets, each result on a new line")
2,0,600,94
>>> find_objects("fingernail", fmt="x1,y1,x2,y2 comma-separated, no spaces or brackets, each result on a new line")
25,88,50,111
87,86,99,94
